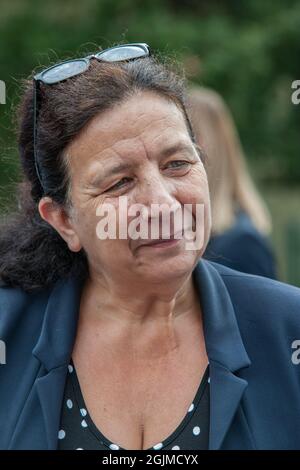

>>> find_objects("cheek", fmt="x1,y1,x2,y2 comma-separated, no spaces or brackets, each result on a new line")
75,202,131,268
94,199,133,260
75,210,98,245
176,168,211,249
176,165,210,206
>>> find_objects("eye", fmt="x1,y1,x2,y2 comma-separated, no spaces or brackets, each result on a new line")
105,177,133,192
166,160,190,168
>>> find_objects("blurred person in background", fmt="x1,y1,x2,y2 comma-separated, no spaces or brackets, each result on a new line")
187,86,277,279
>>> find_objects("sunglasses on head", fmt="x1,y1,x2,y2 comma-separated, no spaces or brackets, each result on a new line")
33,43,151,192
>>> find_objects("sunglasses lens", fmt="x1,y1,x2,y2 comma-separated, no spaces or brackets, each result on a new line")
95,45,148,62
40,59,88,84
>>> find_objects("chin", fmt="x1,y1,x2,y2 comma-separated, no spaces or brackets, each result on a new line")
137,250,200,283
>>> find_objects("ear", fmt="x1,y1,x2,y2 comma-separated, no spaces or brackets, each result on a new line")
38,197,82,252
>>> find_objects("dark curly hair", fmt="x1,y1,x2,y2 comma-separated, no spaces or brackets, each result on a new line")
0,49,198,292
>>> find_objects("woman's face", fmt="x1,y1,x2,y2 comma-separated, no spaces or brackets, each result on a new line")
62,91,211,286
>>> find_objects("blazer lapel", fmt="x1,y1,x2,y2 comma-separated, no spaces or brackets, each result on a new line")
208,361,249,449
193,260,252,450
31,274,85,449
35,365,69,449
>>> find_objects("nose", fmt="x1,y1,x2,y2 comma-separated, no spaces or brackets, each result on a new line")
133,168,182,237
137,168,177,208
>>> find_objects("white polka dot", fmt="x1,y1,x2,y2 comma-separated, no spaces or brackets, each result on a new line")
68,365,73,373
208,377,210,383
76,448,83,450
193,426,201,436
80,408,87,417
81,419,88,428
172,445,180,450
188,403,194,412
109,443,120,450
66,399,73,409
58,429,66,439
153,442,163,450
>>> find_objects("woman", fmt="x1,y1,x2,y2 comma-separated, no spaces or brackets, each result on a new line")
187,86,277,279
0,43,300,450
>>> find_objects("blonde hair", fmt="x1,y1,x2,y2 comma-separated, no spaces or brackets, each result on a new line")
187,86,272,236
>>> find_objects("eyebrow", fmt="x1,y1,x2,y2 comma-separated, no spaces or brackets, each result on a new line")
87,142,195,188
160,142,195,159
87,163,133,188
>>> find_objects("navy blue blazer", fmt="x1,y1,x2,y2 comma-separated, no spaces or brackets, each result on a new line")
0,260,300,450
204,211,277,279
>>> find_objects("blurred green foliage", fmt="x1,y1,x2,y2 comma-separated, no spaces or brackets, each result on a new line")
0,0,300,284
1,0,300,184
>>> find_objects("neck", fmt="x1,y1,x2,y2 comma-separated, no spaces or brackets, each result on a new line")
77,268,202,361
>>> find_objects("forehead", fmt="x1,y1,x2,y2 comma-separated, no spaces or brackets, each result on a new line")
65,91,192,168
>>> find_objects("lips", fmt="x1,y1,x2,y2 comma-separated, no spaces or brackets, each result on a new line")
135,230,184,249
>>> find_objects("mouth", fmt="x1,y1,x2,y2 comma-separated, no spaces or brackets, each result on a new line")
141,238,181,249
136,230,184,250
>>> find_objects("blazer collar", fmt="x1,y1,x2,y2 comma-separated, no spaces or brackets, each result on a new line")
32,274,85,371
32,260,251,450
26,275,86,449
193,260,251,372
193,260,251,449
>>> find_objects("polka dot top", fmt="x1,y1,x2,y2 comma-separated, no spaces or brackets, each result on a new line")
57,359,210,450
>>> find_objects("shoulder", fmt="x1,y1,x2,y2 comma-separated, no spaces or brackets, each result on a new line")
0,283,51,346
211,261,300,333
213,261,300,310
